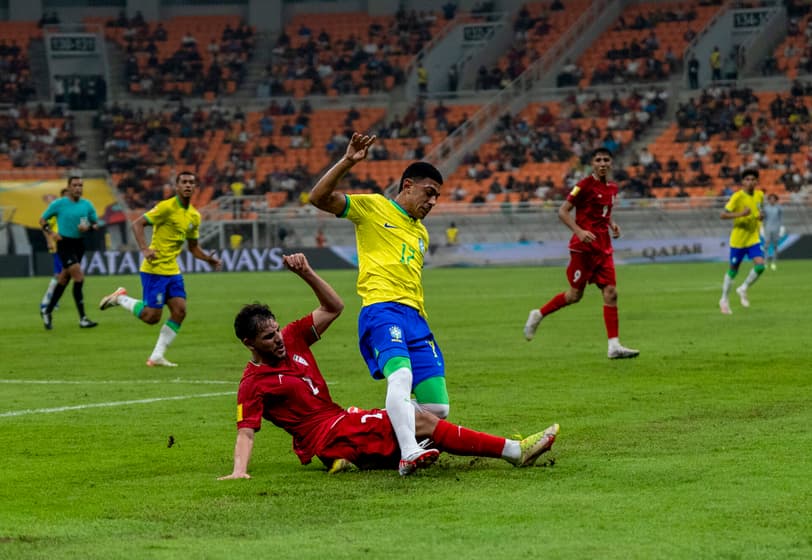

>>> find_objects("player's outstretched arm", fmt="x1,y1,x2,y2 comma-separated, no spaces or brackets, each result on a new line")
309,132,376,216
188,239,222,270
218,427,255,480
283,253,344,336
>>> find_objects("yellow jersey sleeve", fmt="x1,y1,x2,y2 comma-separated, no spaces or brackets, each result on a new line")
144,198,173,228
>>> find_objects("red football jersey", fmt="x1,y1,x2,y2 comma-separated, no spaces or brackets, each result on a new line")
566,174,618,255
235,314,346,465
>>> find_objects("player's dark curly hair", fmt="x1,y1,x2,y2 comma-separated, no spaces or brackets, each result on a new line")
399,161,443,192
234,303,276,341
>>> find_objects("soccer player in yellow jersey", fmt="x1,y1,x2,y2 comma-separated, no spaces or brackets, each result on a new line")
310,132,445,476
39,188,67,313
719,169,765,314
99,171,222,366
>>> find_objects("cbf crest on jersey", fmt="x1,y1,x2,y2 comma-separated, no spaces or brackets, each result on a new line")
389,325,403,343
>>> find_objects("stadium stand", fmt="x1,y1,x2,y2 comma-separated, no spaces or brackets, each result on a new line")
645,87,810,198
0,104,81,170
576,1,724,87
440,87,669,206
0,21,40,103
97,100,385,213
477,0,593,90
84,14,254,97
769,8,812,79
267,8,442,97
352,99,481,188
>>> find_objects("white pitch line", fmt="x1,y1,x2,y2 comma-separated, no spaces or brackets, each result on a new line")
0,379,234,385
0,391,235,418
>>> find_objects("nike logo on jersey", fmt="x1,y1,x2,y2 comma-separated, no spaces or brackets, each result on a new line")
383,223,398,229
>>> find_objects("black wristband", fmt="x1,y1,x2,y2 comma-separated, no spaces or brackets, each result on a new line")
42,223,51,233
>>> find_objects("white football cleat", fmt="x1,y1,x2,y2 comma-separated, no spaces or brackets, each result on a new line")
99,287,127,310
736,285,750,308
146,356,178,367
523,309,542,341
398,448,439,476
719,298,732,315
608,344,640,359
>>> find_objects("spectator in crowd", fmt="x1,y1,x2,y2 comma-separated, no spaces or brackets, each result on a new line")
688,55,700,89
709,46,722,81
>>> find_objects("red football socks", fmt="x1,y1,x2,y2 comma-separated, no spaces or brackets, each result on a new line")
541,292,568,316
603,305,619,339
431,419,506,458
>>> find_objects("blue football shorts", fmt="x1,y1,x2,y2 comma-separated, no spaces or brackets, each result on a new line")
729,243,764,268
140,272,186,309
358,302,445,386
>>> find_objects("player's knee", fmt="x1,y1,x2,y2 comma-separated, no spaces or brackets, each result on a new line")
421,403,450,419
602,286,618,304
141,310,161,325
171,308,186,323
567,289,584,303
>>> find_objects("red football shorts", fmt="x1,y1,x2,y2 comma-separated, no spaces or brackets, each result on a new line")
317,407,400,470
566,251,616,289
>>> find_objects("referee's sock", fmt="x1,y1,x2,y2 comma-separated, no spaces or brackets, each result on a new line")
45,282,68,314
72,281,87,318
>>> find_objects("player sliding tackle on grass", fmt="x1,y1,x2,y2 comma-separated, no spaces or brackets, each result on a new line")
218,253,559,480
309,132,452,475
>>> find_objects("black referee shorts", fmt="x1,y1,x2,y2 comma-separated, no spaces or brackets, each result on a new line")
56,236,86,268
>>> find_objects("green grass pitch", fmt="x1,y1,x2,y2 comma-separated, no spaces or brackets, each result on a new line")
1,261,810,559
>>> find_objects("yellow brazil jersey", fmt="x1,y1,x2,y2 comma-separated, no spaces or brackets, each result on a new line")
725,188,764,249
140,196,201,275
341,194,428,316
47,216,58,254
